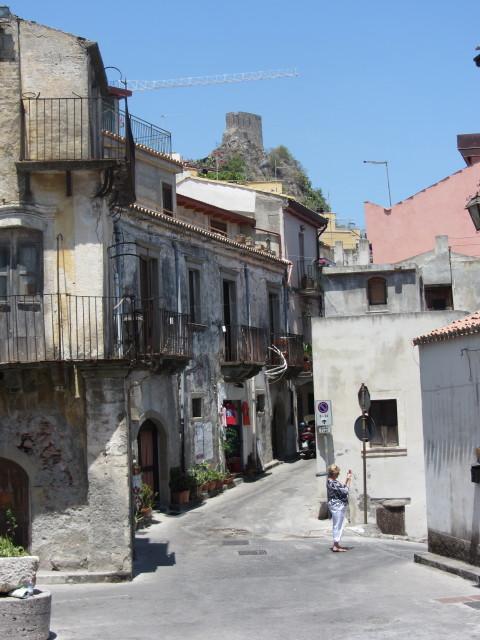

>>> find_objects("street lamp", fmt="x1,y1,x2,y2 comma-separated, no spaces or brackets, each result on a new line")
466,193,480,231
363,160,392,208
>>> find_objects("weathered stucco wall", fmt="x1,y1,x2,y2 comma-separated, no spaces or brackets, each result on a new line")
0,16,22,203
117,207,289,473
418,334,480,564
322,267,420,317
312,311,465,538
0,364,132,574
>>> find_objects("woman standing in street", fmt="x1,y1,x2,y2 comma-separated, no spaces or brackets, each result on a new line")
327,464,352,552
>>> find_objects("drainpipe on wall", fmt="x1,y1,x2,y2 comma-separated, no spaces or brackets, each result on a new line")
173,241,186,472
244,264,257,468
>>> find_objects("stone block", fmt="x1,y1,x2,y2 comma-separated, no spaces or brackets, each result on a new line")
0,556,39,594
0,590,51,640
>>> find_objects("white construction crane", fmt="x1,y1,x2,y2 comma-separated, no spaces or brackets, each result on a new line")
110,69,298,92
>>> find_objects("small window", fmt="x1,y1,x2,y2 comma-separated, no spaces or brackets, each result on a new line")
188,269,201,324
256,394,265,412
424,285,453,311
192,397,202,418
368,277,387,306
162,183,173,214
369,399,399,447
210,219,228,236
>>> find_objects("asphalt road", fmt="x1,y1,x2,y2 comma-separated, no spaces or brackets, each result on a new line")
42,459,480,639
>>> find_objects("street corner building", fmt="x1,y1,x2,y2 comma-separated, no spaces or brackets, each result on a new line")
415,312,480,567
0,10,327,576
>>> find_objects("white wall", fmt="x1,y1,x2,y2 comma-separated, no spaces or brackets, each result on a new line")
177,177,256,216
312,311,465,538
418,334,480,562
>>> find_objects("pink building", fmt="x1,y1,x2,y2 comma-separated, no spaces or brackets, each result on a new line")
365,135,480,264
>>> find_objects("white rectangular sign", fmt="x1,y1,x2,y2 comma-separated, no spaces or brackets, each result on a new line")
315,399,332,434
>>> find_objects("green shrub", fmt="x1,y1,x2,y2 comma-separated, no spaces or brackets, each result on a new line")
169,467,191,492
0,535,27,557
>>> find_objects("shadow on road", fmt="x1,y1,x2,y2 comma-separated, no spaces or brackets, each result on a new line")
133,539,176,577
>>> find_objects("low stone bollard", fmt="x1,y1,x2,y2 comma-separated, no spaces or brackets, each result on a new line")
0,590,52,640
0,555,51,639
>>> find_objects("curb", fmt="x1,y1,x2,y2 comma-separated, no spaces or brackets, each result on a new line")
37,570,131,585
414,551,480,584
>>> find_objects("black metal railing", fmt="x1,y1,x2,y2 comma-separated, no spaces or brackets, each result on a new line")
126,111,171,155
221,325,267,364
297,260,321,290
0,294,191,365
20,97,172,161
268,332,304,369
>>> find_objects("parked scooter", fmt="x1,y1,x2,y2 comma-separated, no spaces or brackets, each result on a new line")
299,421,316,458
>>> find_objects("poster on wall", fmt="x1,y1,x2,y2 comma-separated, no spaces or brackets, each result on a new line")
194,422,214,462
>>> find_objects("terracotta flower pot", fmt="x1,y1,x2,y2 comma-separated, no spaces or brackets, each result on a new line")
171,489,190,505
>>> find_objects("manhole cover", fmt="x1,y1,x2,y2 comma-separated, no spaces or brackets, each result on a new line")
238,550,267,556
222,540,250,546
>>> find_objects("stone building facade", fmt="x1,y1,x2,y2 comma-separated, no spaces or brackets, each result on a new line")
0,10,308,577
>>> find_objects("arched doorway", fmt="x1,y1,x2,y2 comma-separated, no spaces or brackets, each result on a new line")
137,421,160,498
0,458,29,549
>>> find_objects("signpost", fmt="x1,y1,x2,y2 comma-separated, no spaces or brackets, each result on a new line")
356,383,371,524
315,400,332,434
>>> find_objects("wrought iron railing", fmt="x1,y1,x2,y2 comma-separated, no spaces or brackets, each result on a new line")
20,97,172,161
297,260,321,291
221,325,267,364
0,294,191,364
268,332,304,369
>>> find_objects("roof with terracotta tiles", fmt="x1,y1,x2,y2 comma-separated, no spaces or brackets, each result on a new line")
413,310,480,345
129,203,290,267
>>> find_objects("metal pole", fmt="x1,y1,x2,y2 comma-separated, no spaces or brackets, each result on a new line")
362,412,368,524
363,160,392,209
384,162,392,208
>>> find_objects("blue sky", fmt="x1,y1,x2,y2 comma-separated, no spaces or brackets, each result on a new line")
12,0,480,226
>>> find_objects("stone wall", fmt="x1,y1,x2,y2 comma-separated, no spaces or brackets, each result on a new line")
0,363,132,574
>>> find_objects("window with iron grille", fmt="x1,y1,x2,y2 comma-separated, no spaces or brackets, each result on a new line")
369,399,399,447
367,277,387,306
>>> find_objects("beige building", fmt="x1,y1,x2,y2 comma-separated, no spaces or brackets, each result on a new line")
320,212,363,252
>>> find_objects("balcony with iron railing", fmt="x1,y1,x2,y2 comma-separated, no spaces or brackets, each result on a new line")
220,324,268,382
0,294,192,368
268,332,305,377
19,97,172,165
297,260,322,293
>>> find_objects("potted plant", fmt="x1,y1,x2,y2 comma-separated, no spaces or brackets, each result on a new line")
169,467,191,505
0,508,38,594
211,469,225,491
139,483,156,519
188,463,210,495
223,428,242,473
223,472,235,488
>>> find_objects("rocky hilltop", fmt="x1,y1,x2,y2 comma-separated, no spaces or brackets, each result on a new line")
196,112,330,212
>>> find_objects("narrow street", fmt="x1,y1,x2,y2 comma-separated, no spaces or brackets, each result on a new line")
42,460,480,639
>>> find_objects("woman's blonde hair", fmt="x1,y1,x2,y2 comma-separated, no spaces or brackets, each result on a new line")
327,464,340,477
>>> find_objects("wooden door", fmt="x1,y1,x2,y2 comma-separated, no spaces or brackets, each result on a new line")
0,458,29,549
